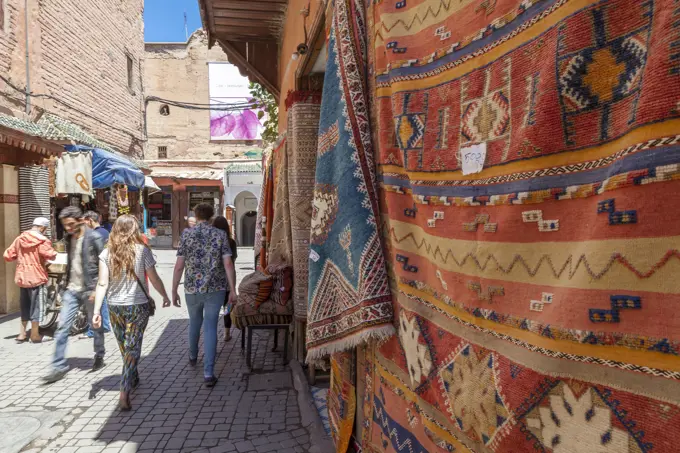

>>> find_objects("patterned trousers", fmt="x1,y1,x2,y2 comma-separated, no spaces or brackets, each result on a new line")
109,303,150,393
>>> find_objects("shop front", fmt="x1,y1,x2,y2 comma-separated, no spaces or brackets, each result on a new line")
147,170,224,248
0,119,64,315
146,185,173,248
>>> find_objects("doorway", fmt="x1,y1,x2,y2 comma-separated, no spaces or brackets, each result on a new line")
240,211,257,247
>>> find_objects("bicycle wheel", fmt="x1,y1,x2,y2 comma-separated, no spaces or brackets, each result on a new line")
40,277,61,330
69,305,89,335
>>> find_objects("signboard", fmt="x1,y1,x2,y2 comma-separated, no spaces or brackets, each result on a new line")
208,63,266,141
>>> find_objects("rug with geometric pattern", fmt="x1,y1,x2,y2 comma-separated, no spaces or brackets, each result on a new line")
359,0,680,451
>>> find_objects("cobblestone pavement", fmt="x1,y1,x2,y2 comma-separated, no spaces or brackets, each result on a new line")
0,249,311,453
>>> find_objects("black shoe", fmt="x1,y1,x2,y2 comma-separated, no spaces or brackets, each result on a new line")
189,357,197,367
92,356,106,372
42,369,67,384
204,376,218,388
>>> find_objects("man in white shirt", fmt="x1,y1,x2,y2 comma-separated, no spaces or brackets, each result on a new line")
43,206,106,383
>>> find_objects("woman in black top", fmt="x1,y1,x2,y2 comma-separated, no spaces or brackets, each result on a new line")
212,216,238,341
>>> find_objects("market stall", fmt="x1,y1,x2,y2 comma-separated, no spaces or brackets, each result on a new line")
55,145,146,237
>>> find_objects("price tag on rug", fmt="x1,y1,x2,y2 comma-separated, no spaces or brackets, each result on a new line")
310,249,320,262
460,143,487,175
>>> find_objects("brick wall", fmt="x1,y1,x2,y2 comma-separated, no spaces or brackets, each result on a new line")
0,0,19,76
145,30,257,161
0,0,145,157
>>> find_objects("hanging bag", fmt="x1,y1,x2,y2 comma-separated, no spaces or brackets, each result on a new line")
134,274,156,316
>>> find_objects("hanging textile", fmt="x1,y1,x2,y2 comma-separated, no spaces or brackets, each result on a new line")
286,92,322,320
361,0,680,452
19,166,51,237
116,185,130,216
45,158,57,198
109,188,118,221
64,145,145,190
56,151,92,196
306,0,394,363
328,351,356,453
268,138,293,269
254,146,275,271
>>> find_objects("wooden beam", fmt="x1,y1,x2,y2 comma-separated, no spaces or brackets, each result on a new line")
213,9,284,20
216,39,280,101
214,34,275,43
296,0,328,88
212,0,286,6
214,17,278,29
214,20,275,31
214,29,275,40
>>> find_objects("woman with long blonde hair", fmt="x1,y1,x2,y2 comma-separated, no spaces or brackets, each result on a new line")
92,215,173,410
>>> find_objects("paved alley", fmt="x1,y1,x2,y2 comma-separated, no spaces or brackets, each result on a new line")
0,249,311,453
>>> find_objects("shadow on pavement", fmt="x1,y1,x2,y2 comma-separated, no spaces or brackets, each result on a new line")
84,317,305,452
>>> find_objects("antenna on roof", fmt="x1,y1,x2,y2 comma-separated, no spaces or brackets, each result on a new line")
184,12,189,41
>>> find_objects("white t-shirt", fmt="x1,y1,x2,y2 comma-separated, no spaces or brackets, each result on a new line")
99,245,156,306
67,234,85,292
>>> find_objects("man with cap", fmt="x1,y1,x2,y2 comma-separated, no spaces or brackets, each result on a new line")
4,217,57,343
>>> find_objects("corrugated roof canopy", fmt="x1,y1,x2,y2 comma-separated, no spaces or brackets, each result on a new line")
198,0,286,99
151,169,223,181
224,162,262,173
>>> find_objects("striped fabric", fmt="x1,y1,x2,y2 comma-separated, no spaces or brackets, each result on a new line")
19,166,51,238
360,0,680,451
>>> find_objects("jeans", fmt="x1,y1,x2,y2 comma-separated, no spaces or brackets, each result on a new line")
186,291,225,378
86,299,111,336
52,290,105,373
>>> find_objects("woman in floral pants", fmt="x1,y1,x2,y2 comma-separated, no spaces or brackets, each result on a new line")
92,215,174,410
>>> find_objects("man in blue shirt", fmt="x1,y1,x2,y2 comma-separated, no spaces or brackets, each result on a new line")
82,211,111,338
85,211,110,243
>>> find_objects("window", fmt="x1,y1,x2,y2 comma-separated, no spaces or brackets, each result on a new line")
159,104,170,116
126,55,134,92
158,146,167,159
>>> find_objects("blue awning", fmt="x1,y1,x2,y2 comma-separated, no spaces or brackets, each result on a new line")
65,145,145,190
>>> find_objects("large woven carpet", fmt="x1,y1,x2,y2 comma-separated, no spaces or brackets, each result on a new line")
287,94,321,320
359,0,680,451
306,0,394,362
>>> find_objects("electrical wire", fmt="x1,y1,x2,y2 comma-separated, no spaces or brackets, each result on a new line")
0,73,144,141
146,96,266,112
147,96,259,107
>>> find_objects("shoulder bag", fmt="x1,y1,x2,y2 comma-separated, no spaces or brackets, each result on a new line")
134,274,156,316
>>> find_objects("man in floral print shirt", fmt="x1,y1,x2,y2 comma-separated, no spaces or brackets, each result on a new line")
172,203,237,387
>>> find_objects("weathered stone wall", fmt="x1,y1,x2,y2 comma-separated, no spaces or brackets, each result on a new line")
0,0,145,157
145,30,256,161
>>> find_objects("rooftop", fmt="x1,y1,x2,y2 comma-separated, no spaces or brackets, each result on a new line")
0,112,149,170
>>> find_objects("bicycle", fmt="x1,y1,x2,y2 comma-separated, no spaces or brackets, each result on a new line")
41,271,88,335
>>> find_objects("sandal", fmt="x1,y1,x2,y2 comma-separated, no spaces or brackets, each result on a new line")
15,337,28,344
118,397,132,412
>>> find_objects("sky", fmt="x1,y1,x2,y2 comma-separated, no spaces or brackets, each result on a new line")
144,0,203,43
